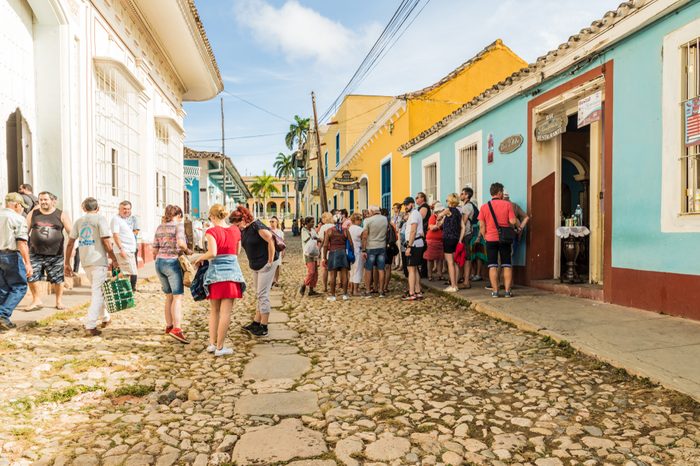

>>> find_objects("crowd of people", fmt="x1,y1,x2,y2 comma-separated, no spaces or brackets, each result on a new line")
297,182,529,301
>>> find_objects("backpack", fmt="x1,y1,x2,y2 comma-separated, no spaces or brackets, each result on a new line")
386,223,399,256
468,202,480,226
338,224,355,264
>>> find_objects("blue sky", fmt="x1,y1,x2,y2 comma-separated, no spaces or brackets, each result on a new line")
184,0,617,176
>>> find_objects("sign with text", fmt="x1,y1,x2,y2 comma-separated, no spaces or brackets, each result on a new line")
685,96,700,147
333,182,360,191
577,91,602,128
535,113,567,142
498,134,523,154
335,170,357,183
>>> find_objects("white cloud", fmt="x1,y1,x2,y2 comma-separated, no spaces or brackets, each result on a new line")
233,0,379,68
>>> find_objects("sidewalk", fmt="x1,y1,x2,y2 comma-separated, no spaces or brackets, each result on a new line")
12,261,157,326
421,278,700,402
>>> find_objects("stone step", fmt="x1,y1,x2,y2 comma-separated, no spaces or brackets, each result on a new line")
268,310,289,323
266,323,299,341
243,354,311,380
231,418,327,465
234,391,319,416
251,343,299,356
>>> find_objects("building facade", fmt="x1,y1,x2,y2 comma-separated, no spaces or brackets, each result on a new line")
401,0,700,320
1,0,222,253
325,40,527,213
243,176,299,221
184,148,251,219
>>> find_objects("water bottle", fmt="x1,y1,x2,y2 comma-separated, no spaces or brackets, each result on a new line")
574,204,583,227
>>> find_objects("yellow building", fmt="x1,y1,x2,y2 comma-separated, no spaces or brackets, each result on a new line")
243,176,297,221
325,40,527,211
301,95,393,218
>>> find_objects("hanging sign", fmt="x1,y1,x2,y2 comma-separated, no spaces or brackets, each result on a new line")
577,91,602,128
535,113,567,142
333,182,360,191
487,134,495,164
685,96,700,147
498,134,523,154
335,170,357,183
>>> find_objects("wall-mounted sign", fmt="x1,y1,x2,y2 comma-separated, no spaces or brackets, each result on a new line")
333,182,360,191
498,134,523,154
685,96,700,147
577,90,602,128
335,170,357,183
535,113,567,142
487,133,494,164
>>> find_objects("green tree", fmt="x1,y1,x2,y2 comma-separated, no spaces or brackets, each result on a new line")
250,172,279,218
285,115,310,220
274,152,295,220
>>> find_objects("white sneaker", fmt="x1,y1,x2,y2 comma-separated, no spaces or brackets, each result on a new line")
444,286,458,293
214,347,234,357
326,296,336,302
206,344,216,353
342,295,349,301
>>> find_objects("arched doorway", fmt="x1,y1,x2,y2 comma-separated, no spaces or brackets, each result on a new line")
359,176,368,211
267,201,277,218
280,201,291,219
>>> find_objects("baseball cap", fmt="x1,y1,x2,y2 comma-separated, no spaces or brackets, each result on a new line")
5,192,28,208
503,190,510,199
403,196,415,205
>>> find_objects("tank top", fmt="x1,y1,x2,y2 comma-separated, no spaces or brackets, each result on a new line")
30,209,64,256
328,225,346,252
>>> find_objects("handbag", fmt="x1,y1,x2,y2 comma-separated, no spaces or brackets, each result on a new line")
272,233,286,253
178,255,195,287
190,260,209,301
101,268,135,313
346,239,355,264
487,201,516,244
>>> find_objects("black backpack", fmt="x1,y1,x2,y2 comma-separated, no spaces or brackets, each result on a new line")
386,223,399,255
468,202,480,226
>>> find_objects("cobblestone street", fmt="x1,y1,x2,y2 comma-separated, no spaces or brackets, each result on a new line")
1,238,699,466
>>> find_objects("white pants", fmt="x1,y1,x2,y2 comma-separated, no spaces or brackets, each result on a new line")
84,265,110,329
252,262,278,314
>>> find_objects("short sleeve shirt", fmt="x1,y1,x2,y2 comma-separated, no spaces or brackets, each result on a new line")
111,215,137,253
0,208,29,250
206,225,240,255
70,213,111,267
460,202,475,236
153,222,186,259
364,214,388,250
406,209,425,248
477,198,516,243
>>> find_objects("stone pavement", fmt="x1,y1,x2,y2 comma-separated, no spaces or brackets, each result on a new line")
419,279,700,402
0,238,699,465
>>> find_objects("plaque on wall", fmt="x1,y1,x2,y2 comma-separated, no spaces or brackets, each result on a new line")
535,113,567,142
498,134,523,154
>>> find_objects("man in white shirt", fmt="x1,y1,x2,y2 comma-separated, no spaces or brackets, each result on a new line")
111,201,138,291
0,193,33,330
402,196,425,301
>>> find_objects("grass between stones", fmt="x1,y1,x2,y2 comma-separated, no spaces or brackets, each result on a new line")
51,356,106,373
107,383,155,398
5,384,104,414
36,306,87,327
0,340,17,351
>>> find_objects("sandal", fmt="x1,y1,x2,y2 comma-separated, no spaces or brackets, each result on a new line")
402,294,418,301
56,304,66,310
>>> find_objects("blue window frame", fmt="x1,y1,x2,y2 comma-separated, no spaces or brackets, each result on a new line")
349,190,354,212
335,132,340,166
324,152,328,178
333,194,337,211
380,159,391,211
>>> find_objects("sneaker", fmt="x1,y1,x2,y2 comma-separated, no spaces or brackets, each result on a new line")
362,291,372,299
299,284,306,296
168,328,190,344
307,290,320,297
165,325,173,335
444,286,457,293
86,328,102,336
214,347,234,357
250,325,268,337
504,290,513,298
402,294,417,301
206,344,216,353
101,319,111,328
491,291,500,298
342,295,349,301
378,292,385,298
326,296,336,302
472,275,483,282
0,317,16,330
242,321,259,334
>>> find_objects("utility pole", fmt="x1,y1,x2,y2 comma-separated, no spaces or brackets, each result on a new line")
311,92,328,210
220,97,227,208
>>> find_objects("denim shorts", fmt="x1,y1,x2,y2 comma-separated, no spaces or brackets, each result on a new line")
364,248,386,271
155,258,184,295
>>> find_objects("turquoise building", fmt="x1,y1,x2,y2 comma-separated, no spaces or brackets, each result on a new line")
401,0,700,320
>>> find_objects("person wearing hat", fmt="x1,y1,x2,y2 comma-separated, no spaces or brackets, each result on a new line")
424,201,446,282
401,196,425,301
0,193,33,330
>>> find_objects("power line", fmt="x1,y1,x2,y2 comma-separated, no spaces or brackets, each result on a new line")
186,132,287,143
222,90,292,123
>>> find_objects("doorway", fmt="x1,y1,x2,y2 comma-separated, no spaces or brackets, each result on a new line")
6,108,33,192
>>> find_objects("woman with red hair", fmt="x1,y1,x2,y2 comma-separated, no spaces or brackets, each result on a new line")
229,206,278,337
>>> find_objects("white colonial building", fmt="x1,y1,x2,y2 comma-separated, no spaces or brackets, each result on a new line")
1,0,223,248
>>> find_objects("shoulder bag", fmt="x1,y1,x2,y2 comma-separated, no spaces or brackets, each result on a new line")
487,201,516,244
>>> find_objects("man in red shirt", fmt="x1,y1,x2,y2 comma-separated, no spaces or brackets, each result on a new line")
477,183,519,298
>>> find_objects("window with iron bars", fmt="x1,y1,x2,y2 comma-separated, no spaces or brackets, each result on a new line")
424,163,437,203
155,120,184,221
458,142,478,197
682,37,700,213
94,65,141,219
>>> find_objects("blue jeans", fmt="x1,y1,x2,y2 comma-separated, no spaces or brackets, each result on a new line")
156,258,184,295
0,251,28,319
364,248,386,271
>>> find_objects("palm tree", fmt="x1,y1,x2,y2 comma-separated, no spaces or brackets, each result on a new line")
285,115,310,221
250,172,279,218
249,183,261,218
274,152,294,220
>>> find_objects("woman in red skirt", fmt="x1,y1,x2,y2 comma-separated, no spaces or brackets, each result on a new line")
194,204,246,357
